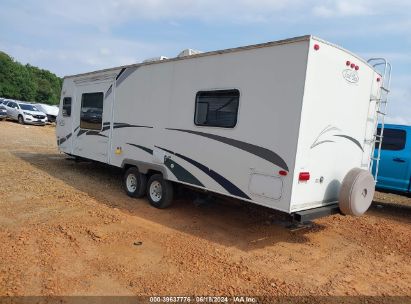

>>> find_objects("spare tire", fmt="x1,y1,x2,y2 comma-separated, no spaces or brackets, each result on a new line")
339,168,375,216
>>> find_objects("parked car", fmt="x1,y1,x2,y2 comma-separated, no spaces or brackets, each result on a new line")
35,103,59,123
80,108,103,123
3,100,48,125
373,124,411,193
0,105,7,120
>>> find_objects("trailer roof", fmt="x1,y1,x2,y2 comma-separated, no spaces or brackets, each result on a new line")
64,35,374,79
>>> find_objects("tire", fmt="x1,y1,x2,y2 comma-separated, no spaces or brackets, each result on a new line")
123,167,147,198
146,174,174,209
339,168,375,216
18,115,24,124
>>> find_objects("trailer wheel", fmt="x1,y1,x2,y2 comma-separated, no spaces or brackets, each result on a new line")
339,168,375,216
123,167,147,198
147,174,174,209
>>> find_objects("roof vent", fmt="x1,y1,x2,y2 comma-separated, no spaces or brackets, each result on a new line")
177,49,203,58
143,56,169,63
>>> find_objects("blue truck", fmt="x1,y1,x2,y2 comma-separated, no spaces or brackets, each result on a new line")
373,124,411,193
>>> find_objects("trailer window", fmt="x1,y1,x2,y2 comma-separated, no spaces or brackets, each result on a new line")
376,128,406,151
62,97,72,117
80,92,103,130
194,89,239,128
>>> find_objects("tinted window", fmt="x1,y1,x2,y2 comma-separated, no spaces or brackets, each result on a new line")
194,89,239,128
80,92,103,130
376,128,406,151
62,97,72,117
20,104,38,111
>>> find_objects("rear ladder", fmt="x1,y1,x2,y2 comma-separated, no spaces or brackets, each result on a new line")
367,58,392,183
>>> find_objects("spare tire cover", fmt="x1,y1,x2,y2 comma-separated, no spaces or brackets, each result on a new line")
339,168,375,216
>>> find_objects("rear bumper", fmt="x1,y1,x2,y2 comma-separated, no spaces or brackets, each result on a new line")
292,203,341,222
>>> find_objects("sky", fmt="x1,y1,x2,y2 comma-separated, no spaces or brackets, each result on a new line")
0,0,410,124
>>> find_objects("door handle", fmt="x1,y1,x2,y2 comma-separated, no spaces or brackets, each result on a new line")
393,158,406,163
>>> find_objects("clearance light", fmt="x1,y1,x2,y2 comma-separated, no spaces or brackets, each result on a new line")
355,65,359,70
346,61,351,66
299,172,310,181
377,77,381,82
350,63,355,68
314,44,320,51
279,170,288,176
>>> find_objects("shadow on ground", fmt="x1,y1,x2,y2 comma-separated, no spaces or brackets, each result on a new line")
11,152,335,251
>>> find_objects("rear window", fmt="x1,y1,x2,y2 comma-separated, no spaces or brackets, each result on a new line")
376,128,406,151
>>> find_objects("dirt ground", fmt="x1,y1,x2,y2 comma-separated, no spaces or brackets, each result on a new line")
0,121,410,300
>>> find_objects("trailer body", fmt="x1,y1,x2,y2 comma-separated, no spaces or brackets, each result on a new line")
56,35,383,214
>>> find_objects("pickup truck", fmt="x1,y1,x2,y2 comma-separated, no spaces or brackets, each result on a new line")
373,124,411,193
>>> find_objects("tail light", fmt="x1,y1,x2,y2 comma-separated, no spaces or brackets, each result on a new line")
299,172,310,181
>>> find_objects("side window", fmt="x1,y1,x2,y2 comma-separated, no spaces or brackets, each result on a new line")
194,89,240,128
80,92,103,130
376,128,406,151
62,97,72,117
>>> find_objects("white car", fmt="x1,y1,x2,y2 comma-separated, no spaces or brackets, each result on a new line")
35,103,59,123
4,100,47,125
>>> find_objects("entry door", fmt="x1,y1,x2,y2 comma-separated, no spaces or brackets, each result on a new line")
56,95,74,154
72,80,114,163
375,127,410,191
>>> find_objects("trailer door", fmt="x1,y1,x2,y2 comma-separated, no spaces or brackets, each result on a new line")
56,82,75,155
72,79,114,163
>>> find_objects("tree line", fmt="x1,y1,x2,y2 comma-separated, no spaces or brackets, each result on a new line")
0,51,62,105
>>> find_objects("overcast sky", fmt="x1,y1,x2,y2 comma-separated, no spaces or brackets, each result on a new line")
0,0,410,124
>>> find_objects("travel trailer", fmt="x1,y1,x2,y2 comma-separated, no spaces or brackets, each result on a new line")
56,35,391,221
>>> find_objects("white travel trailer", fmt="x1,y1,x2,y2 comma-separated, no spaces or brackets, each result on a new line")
56,35,391,221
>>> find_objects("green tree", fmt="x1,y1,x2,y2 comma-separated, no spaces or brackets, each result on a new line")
0,51,62,105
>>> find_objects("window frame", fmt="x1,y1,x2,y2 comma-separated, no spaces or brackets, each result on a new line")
193,89,240,129
377,128,407,151
79,92,104,131
62,97,72,117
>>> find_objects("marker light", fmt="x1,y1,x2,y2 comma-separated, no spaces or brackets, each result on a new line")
299,172,310,181
350,63,355,68
279,170,288,176
314,44,320,51
346,61,351,66
377,77,381,82
355,65,359,70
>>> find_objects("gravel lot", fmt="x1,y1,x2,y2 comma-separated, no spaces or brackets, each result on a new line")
0,121,410,300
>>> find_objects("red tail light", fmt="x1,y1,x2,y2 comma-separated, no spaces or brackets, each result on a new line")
299,172,310,181
314,44,320,51
279,170,288,176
